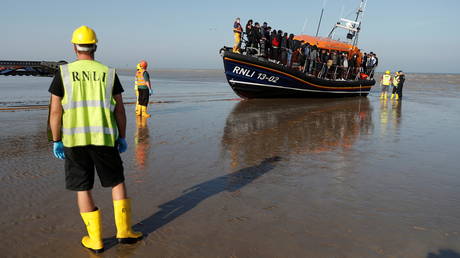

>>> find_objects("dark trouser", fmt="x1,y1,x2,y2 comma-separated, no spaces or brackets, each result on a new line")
304,59,310,73
272,47,279,60
138,88,150,106
392,86,398,94
397,84,404,98
281,49,287,65
299,55,306,69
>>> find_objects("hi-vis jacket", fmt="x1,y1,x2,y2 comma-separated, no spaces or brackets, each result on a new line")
60,60,118,147
135,68,148,89
393,75,400,87
382,74,392,86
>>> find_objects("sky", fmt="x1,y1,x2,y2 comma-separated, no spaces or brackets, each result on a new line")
2,0,460,73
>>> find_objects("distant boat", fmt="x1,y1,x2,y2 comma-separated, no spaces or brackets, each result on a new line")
220,0,375,99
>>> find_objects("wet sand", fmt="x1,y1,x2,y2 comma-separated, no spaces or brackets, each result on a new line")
1,73,460,257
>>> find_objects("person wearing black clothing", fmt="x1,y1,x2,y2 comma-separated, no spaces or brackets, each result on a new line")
253,22,262,49
396,71,405,99
349,53,358,79
264,25,271,58
308,45,318,76
319,49,329,78
330,50,338,79
245,20,254,48
362,52,368,74
298,43,307,69
280,32,288,65
302,43,311,73
287,34,295,67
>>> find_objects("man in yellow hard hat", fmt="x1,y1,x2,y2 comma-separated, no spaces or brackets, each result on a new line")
135,60,152,117
380,70,392,100
48,25,142,253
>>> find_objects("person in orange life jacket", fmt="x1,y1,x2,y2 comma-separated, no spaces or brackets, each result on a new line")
48,25,142,254
135,60,152,118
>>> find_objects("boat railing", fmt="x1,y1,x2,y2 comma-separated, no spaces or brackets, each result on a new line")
355,67,363,80
234,44,374,82
368,67,376,79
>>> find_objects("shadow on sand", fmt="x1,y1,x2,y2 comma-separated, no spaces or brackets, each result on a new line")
134,156,282,236
427,249,460,258
102,156,281,252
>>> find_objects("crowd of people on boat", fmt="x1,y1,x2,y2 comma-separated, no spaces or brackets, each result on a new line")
232,18,378,81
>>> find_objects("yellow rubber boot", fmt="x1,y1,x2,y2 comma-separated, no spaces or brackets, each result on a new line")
114,199,143,244
383,92,388,100
391,94,394,99
135,103,141,116
395,94,399,100
80,209,104,253
142,106,151,118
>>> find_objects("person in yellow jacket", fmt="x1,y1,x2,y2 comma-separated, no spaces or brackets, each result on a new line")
391,71,400,100
135,60,153,117
48,25,143,253
233,17,243,53
380,70,392,100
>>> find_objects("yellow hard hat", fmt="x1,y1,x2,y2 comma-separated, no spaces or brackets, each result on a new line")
385,70,390,75
71,25,98,44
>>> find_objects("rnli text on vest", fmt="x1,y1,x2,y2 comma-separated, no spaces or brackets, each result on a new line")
72,71,107,83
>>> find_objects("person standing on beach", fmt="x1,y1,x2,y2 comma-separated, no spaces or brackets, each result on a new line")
134,63,141,116
135,60,152,118
48,25,142,253
233,18,243,53
380,70,392,100
396,71,405,99
391,71,400,100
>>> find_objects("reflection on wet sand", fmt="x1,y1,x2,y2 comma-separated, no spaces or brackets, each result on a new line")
391,100,402,132
134,116,150,171
221,98,373,166
379,99,403,137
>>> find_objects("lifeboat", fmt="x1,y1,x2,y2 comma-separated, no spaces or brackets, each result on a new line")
220,0,375,99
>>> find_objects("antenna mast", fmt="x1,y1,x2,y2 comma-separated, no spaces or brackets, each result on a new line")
315,8,325,37
327,0,368,46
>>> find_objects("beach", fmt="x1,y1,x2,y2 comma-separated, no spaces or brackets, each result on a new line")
1,71,460,257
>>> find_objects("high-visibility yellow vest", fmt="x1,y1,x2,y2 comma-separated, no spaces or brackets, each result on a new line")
135,69,146,85
382,74,391,86
393,75,399,86
60,60,118,147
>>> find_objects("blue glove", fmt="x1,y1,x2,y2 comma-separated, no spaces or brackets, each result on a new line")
149,89,152,96
53,141,65,160
117,137,128,153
